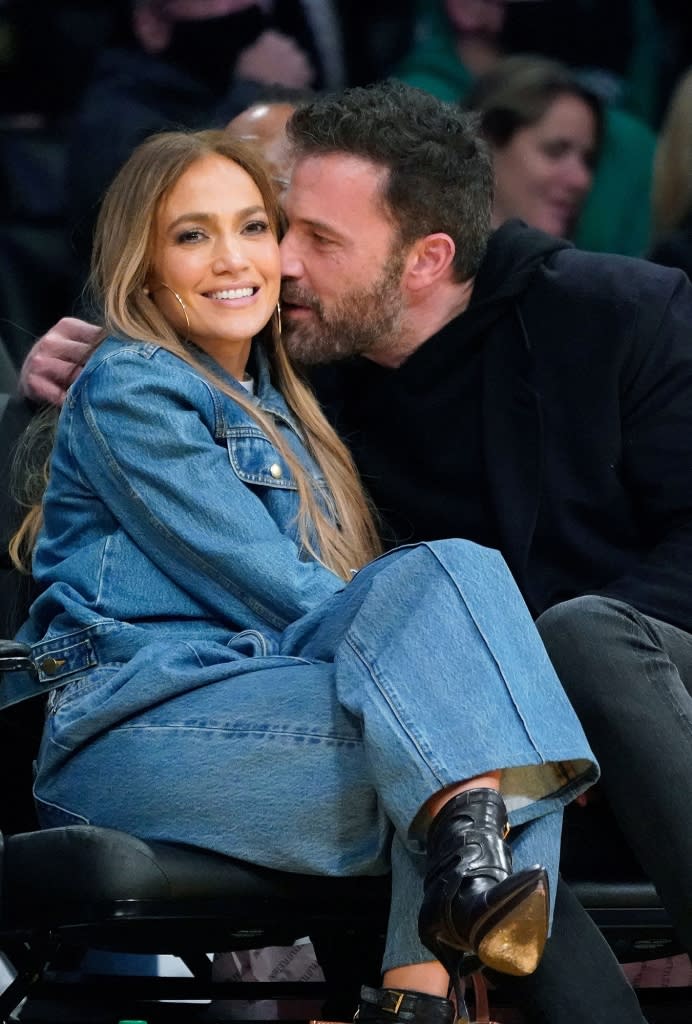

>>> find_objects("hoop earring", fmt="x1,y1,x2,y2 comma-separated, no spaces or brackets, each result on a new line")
275,301,282,340
150,282,191,340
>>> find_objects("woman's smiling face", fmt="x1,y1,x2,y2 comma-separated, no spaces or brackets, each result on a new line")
148,153,281,378
491,92,597,239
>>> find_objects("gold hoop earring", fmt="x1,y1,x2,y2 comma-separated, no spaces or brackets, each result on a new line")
275,301,282,340
150,282,190,340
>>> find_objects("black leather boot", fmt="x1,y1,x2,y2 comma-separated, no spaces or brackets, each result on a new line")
418,788,549,979
355,985,455,1024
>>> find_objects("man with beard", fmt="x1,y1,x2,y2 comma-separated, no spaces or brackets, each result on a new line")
4,80,691,1022
278,81,692,1023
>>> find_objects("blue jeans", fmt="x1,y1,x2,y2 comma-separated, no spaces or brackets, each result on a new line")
34,541,597,969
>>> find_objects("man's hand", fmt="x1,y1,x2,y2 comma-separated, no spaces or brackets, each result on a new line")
235,29,315,88
18,317,101,407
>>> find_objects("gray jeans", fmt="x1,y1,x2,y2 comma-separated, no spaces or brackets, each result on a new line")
537,594,692,953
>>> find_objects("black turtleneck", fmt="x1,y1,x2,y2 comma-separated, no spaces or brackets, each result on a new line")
310,220,568,550
328,315,494,549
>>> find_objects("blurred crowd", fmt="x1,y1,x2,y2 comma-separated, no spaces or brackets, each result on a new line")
0,0,691,385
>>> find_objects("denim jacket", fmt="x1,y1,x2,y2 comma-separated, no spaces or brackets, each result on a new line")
6,336,343,708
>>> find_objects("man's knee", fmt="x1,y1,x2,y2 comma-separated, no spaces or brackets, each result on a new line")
535,595,637,702
536,595,633,652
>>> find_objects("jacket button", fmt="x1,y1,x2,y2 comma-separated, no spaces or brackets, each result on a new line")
269,463,283,479
41,656,66,675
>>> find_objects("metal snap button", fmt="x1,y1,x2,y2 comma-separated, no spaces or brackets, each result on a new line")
41,656,66,675
269,463,283,479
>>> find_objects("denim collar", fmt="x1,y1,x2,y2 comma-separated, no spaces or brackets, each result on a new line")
185,340,301,434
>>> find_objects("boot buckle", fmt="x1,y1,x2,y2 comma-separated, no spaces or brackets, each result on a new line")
381,991,406,1014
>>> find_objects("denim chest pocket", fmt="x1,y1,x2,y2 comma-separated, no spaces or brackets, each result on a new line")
224,428,298,491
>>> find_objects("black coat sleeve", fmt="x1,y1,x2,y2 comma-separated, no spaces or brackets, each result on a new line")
598,269,692,630
0,394,39,635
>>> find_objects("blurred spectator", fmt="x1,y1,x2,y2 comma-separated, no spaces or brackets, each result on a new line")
570,104,654,257
227,101,295,190
649,66,692,280
396,1,656,255
225,86,313,196
131,2,316,92
0,2,126,125
64,1,319,286
653,2,692,124
466,56,602,239
502,0,665,128
501,1,665,256
63,1,416,289
400,0,673,126
502,1,692,130
396,0,509,100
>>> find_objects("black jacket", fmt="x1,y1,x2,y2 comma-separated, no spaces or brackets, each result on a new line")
0,394,36,635
315,220,692,631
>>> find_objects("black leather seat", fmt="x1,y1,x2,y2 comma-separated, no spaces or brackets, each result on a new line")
1,825,390,953
0,827,390,1023
0,640,389,1023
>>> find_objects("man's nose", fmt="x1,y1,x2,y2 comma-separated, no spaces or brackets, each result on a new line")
279,232,302,279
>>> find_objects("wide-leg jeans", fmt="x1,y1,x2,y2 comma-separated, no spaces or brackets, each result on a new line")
34,540,597,969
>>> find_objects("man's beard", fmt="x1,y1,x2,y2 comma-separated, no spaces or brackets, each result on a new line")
281,257,405,366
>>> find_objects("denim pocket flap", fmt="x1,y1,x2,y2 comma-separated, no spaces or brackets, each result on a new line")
225,428,297,490
35,638,98,684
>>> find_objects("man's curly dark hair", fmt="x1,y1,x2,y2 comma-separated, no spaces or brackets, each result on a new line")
287,79,494,282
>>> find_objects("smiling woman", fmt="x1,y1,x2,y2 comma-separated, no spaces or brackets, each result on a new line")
466,55,603,239
146,154,281,378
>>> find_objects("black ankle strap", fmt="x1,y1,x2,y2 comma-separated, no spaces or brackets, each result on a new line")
358,986,455,1024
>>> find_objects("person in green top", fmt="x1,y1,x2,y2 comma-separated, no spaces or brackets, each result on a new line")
395,0,656,255
466,55,603,242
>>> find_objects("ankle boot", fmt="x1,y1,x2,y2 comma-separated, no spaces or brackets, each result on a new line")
418,788,549,978
355,986,455,1024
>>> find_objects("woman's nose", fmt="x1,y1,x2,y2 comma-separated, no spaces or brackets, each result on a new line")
565,156,593,194
212,239,250,273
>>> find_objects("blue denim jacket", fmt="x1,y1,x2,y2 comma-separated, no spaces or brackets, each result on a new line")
7,336,343,707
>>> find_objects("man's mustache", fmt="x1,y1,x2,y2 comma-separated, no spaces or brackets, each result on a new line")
280,283,321,312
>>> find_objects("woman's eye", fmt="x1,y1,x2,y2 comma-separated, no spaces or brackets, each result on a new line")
176,228,206,244
542,141,569,160
244,220,270,235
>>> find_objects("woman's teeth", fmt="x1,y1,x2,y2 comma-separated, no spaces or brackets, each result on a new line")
208,287,255,300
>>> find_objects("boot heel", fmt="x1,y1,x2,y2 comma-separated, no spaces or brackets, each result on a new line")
420,866,549,978
473,867,549,976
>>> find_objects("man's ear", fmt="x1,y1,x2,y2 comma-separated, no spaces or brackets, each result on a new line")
403,233,456,292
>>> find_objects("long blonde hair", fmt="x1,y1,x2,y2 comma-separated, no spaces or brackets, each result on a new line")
12,130,380,578
652,67,692,238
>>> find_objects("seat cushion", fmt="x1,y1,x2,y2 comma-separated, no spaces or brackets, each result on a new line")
1,826,391,951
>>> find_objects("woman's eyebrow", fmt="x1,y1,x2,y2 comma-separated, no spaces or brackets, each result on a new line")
167,206,267,231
